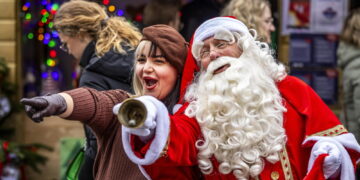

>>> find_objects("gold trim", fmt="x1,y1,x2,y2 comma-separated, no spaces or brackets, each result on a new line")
279,145,294,180
160,136,170,158
307,125,348,137
160,121,171,158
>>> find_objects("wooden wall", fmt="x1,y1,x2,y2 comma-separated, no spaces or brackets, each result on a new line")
0,0,16,82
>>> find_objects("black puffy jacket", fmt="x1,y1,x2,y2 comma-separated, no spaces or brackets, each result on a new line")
78,41,134,180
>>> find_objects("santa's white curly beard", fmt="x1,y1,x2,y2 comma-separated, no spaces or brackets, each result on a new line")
185,56,287,180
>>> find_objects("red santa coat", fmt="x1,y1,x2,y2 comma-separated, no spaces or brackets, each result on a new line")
125,75,360,180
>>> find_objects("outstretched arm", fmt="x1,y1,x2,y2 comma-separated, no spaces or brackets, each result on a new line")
20,93,71,123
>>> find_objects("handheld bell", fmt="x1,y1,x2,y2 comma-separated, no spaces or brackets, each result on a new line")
117,98,147,128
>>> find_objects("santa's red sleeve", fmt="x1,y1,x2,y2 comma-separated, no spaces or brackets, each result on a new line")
278,75,360,179
122,102,202,178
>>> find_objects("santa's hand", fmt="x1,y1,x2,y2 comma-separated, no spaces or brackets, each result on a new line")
114,96,158,141
312,141,341,179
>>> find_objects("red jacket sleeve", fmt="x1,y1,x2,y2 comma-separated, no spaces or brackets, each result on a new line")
164,104,202,166
277,75,345,137
134,103,202,166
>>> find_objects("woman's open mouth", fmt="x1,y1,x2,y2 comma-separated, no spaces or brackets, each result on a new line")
143,77,158,90
213,64,230,75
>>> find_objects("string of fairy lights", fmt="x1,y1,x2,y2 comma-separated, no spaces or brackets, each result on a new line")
21,0,127,83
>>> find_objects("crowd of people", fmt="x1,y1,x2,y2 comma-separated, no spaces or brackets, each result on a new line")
20,0,360,179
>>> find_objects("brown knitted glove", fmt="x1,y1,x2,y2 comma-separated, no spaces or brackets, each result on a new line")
20,94,67,123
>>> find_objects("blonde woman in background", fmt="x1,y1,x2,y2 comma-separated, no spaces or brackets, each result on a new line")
53,0,143,179
221,0,275,44
337,8,360,142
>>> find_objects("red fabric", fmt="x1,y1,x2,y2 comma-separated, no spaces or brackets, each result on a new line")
277,76,343,137
178,37,199,104
133,103,203,179
0,162,3,177
163,104,201,165
278,76,344,179
132,76,356,180
303,154,328,180
347,148,360,173
204,76,345,179
223,16,237,19
20,165,27,180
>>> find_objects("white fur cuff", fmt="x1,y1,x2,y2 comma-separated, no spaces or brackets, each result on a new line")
304,133,360,180
122,96,170,165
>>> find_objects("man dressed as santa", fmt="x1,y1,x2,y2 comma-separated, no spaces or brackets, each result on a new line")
116,17,360,180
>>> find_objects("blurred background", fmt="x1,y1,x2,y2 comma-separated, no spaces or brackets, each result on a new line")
0,0,359,179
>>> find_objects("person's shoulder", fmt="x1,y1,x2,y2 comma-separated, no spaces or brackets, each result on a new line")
277,75,309,89
101,47,134,61
84,47,134,78
276,75,316,104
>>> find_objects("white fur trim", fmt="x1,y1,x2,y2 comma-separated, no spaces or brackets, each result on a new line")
303,133,360,180
172,104,182,114
192,28,236,61
193,17,250,43
122,96,170,165
213,28,236,42
113,103,121,115
192,17,251,60
191,41,204,62
138,165,152,180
